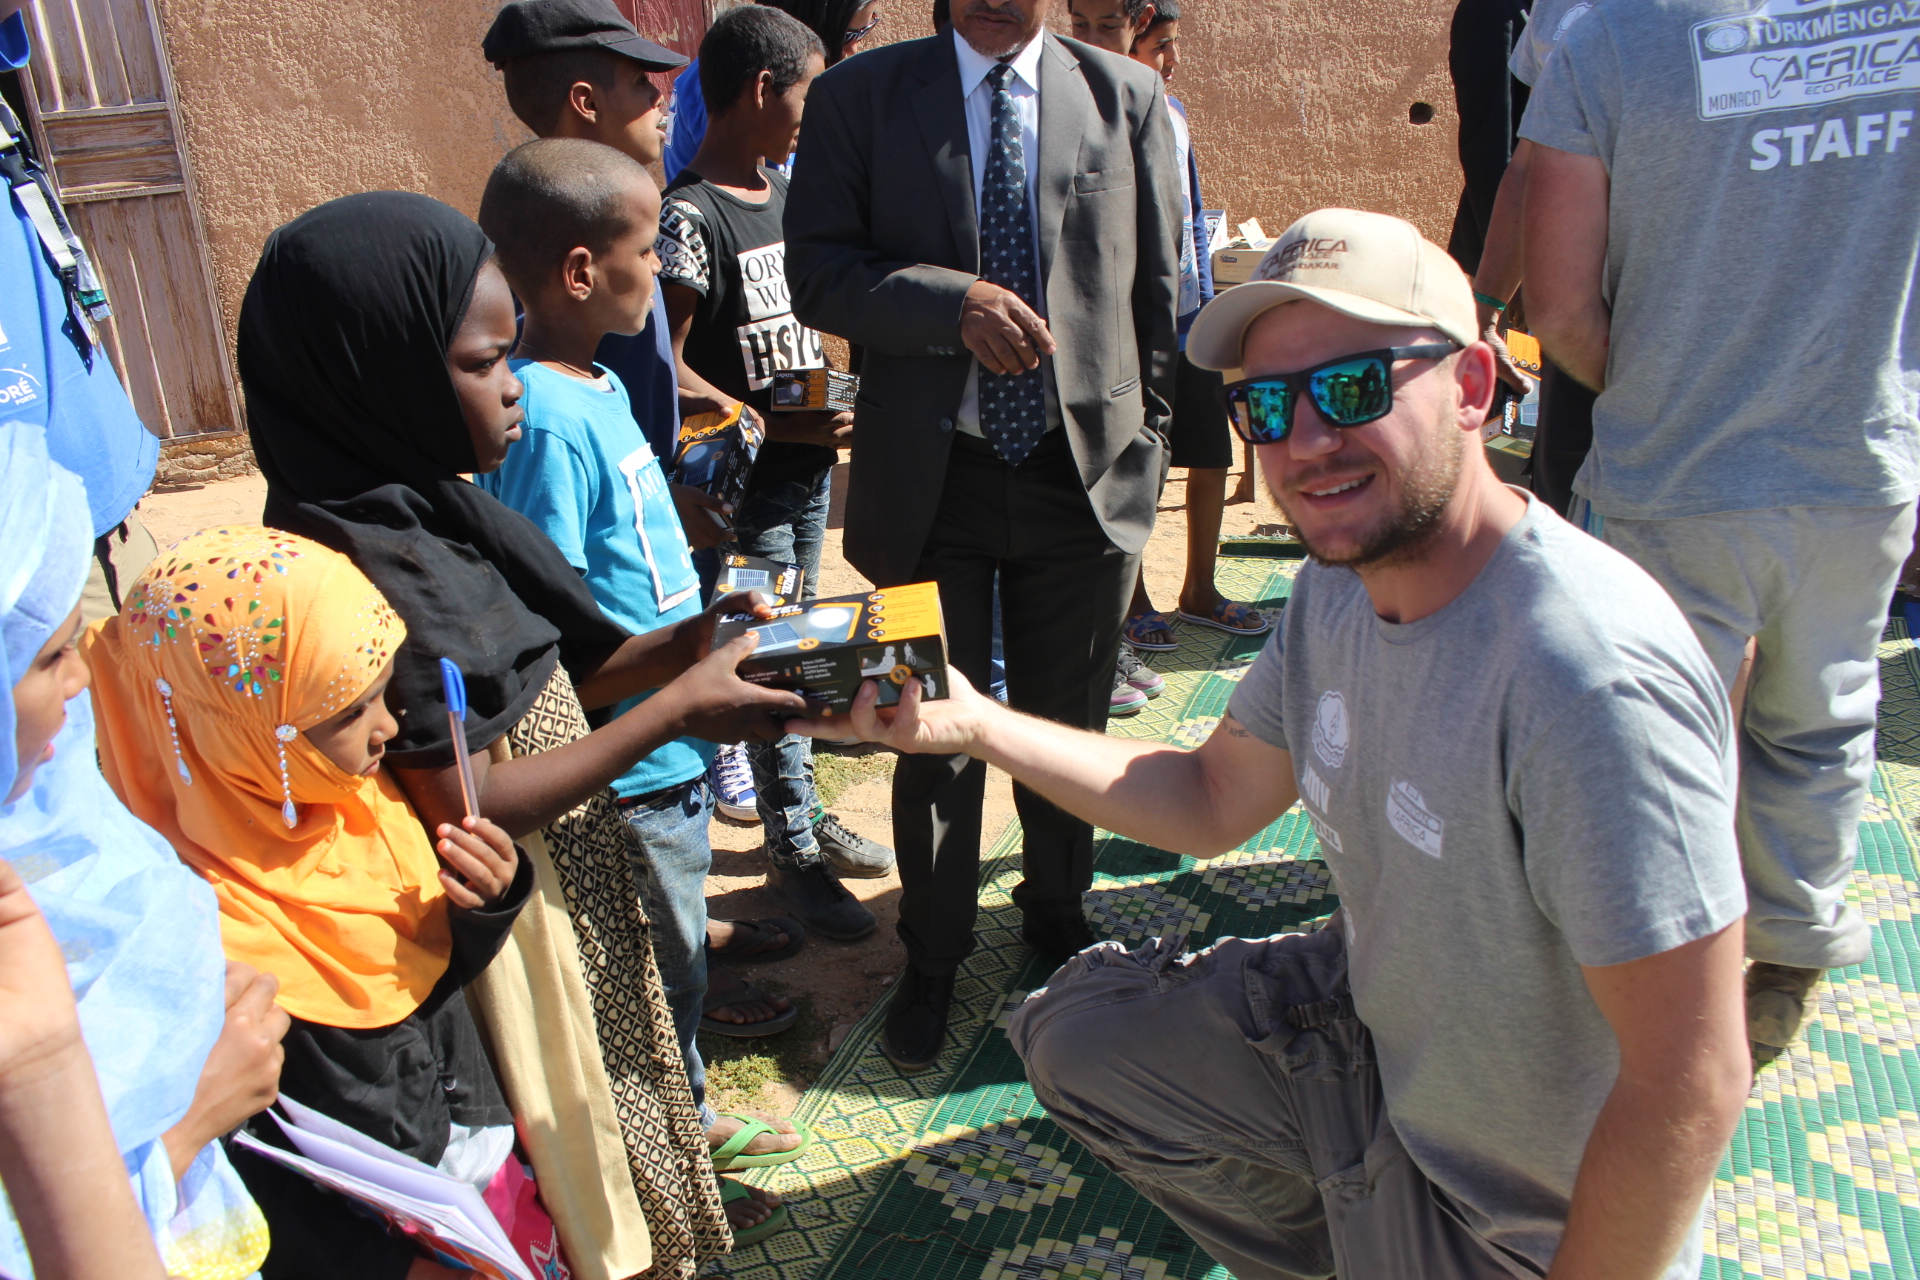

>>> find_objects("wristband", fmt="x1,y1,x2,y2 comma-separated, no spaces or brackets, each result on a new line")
1472,291,1509,313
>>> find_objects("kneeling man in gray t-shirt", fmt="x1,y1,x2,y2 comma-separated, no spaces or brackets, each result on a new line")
792,208,1752,1280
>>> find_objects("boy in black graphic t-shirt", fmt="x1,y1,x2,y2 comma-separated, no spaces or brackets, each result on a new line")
659,4,893,934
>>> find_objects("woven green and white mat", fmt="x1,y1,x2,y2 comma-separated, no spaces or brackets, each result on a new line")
716,554,1920,1280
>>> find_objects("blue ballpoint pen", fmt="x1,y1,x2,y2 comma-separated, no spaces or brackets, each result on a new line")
439,658,478,820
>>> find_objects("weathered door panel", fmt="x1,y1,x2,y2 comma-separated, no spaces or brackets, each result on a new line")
18,0,240,441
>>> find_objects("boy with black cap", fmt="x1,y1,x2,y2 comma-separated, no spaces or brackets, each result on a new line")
485,0,734,546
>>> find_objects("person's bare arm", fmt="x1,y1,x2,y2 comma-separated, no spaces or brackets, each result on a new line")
395,633,811,839
1524,144,1611,392
1474,138,1532,320
1471,138,1539,394
663,282,743,416
790,668,1297,856
161,962,288,1184
0,860,168,1280
1547,922,1751,1280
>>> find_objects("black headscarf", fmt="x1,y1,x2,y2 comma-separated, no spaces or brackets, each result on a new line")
239,191,628,768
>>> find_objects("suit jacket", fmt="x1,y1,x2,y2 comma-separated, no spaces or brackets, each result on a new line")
786,31,1182,588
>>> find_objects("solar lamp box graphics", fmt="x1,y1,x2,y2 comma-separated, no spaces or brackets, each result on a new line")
770,368,858,413
716,554,804,606
673,403,765,512
715,582,949,715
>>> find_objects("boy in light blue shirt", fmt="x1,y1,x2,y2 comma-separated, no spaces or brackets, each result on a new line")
477,135,805,1239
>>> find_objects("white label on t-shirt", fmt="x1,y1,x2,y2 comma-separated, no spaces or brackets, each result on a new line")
738,241,793,322
1306,807,1344,855
1311,690,1349,770
1691,0,1920,121
1386,779,1445,859
616,444,700,613
1300,763,1331,813
735,313,826,390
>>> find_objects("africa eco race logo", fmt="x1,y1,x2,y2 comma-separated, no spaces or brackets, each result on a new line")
1692,0,1920,120
1261,237,1348,279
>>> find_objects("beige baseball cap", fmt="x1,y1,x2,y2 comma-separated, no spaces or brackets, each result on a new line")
1188,208,1478,373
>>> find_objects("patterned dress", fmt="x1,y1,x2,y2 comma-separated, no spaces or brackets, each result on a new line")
506,670,731,1278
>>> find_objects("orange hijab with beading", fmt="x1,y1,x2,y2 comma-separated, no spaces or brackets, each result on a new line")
83,527,452,1028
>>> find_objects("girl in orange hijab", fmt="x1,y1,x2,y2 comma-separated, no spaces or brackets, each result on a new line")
85,526,533,1280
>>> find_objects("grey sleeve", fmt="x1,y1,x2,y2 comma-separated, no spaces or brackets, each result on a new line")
1516,10,1622,164
1225,621,1290,752
1514,674,1746,969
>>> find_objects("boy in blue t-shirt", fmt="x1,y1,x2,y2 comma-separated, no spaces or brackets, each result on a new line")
476,135,802,1239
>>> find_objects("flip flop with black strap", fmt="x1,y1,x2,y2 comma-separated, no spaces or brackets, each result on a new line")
699,977,800,1038
706,916,807,965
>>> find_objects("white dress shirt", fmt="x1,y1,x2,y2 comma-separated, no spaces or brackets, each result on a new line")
951,28,1060,439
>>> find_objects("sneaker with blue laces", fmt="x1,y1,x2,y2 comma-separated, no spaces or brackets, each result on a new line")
709,742,760,822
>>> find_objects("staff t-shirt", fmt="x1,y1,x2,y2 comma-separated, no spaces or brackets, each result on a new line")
478,361,713,798
1227,496,1744,1278
657,166,834,492
1510,0,1593,86
1519,0,1920,519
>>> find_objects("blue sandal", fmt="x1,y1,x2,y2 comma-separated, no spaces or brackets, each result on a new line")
1123,610,1178,651
1176,600,1271,638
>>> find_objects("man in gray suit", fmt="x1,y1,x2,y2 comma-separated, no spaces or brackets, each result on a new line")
786,0,1180,1070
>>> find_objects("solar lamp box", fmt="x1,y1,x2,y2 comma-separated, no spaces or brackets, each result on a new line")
770,368,858,413
673,403,765,512
715,582,948,716
716,554,804,606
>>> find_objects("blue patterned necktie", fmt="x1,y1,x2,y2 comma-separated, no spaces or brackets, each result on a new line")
976,62,1045,467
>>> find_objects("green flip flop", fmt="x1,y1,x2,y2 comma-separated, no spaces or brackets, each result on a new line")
711,1115,816,1173
719,1178,789,1247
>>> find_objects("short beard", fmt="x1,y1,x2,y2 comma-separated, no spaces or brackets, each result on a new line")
1284,420,1465,571
957,7,1040,59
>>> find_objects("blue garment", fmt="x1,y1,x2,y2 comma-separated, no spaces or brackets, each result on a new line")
0,428,261,1279
1,144,156,535
594,288,680,465
0,12,28,70
0,429,91,789
478,361,712,797
621,777,715,1126
663,60,706,184
1168,95,1214,347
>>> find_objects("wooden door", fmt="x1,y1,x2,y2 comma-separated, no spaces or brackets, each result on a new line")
15,0,240,441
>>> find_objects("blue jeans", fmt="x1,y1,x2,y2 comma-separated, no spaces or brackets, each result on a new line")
700,466,833,867
620,776,717,1126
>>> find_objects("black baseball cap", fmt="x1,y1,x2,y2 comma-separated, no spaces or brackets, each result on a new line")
483,0,690,70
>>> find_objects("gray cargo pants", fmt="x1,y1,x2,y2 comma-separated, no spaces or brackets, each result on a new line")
1578,501,1916,969
1007,928,1533,1280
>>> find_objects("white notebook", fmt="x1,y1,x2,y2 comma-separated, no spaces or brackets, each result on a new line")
231,1096,532,1280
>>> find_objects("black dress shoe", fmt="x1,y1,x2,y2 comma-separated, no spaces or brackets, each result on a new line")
1021,914,1098,967
881,966,955,1073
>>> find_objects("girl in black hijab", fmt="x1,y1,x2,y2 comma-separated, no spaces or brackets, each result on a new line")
241,191,806,1271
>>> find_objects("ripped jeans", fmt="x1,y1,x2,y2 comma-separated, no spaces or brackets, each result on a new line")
1007,927,1540,1280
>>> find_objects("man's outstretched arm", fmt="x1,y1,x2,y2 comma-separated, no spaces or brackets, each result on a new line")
1548,922,1751,1280
790,668,1298,857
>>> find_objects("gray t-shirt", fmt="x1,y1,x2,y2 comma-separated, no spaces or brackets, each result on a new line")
1227,498,1744,1277
1509,0,1597,86
1519,0,1920,519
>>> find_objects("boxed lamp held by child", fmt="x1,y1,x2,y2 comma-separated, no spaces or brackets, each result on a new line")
715,582,949,715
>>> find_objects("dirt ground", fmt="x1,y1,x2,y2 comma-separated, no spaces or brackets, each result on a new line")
139,449,1295,1117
